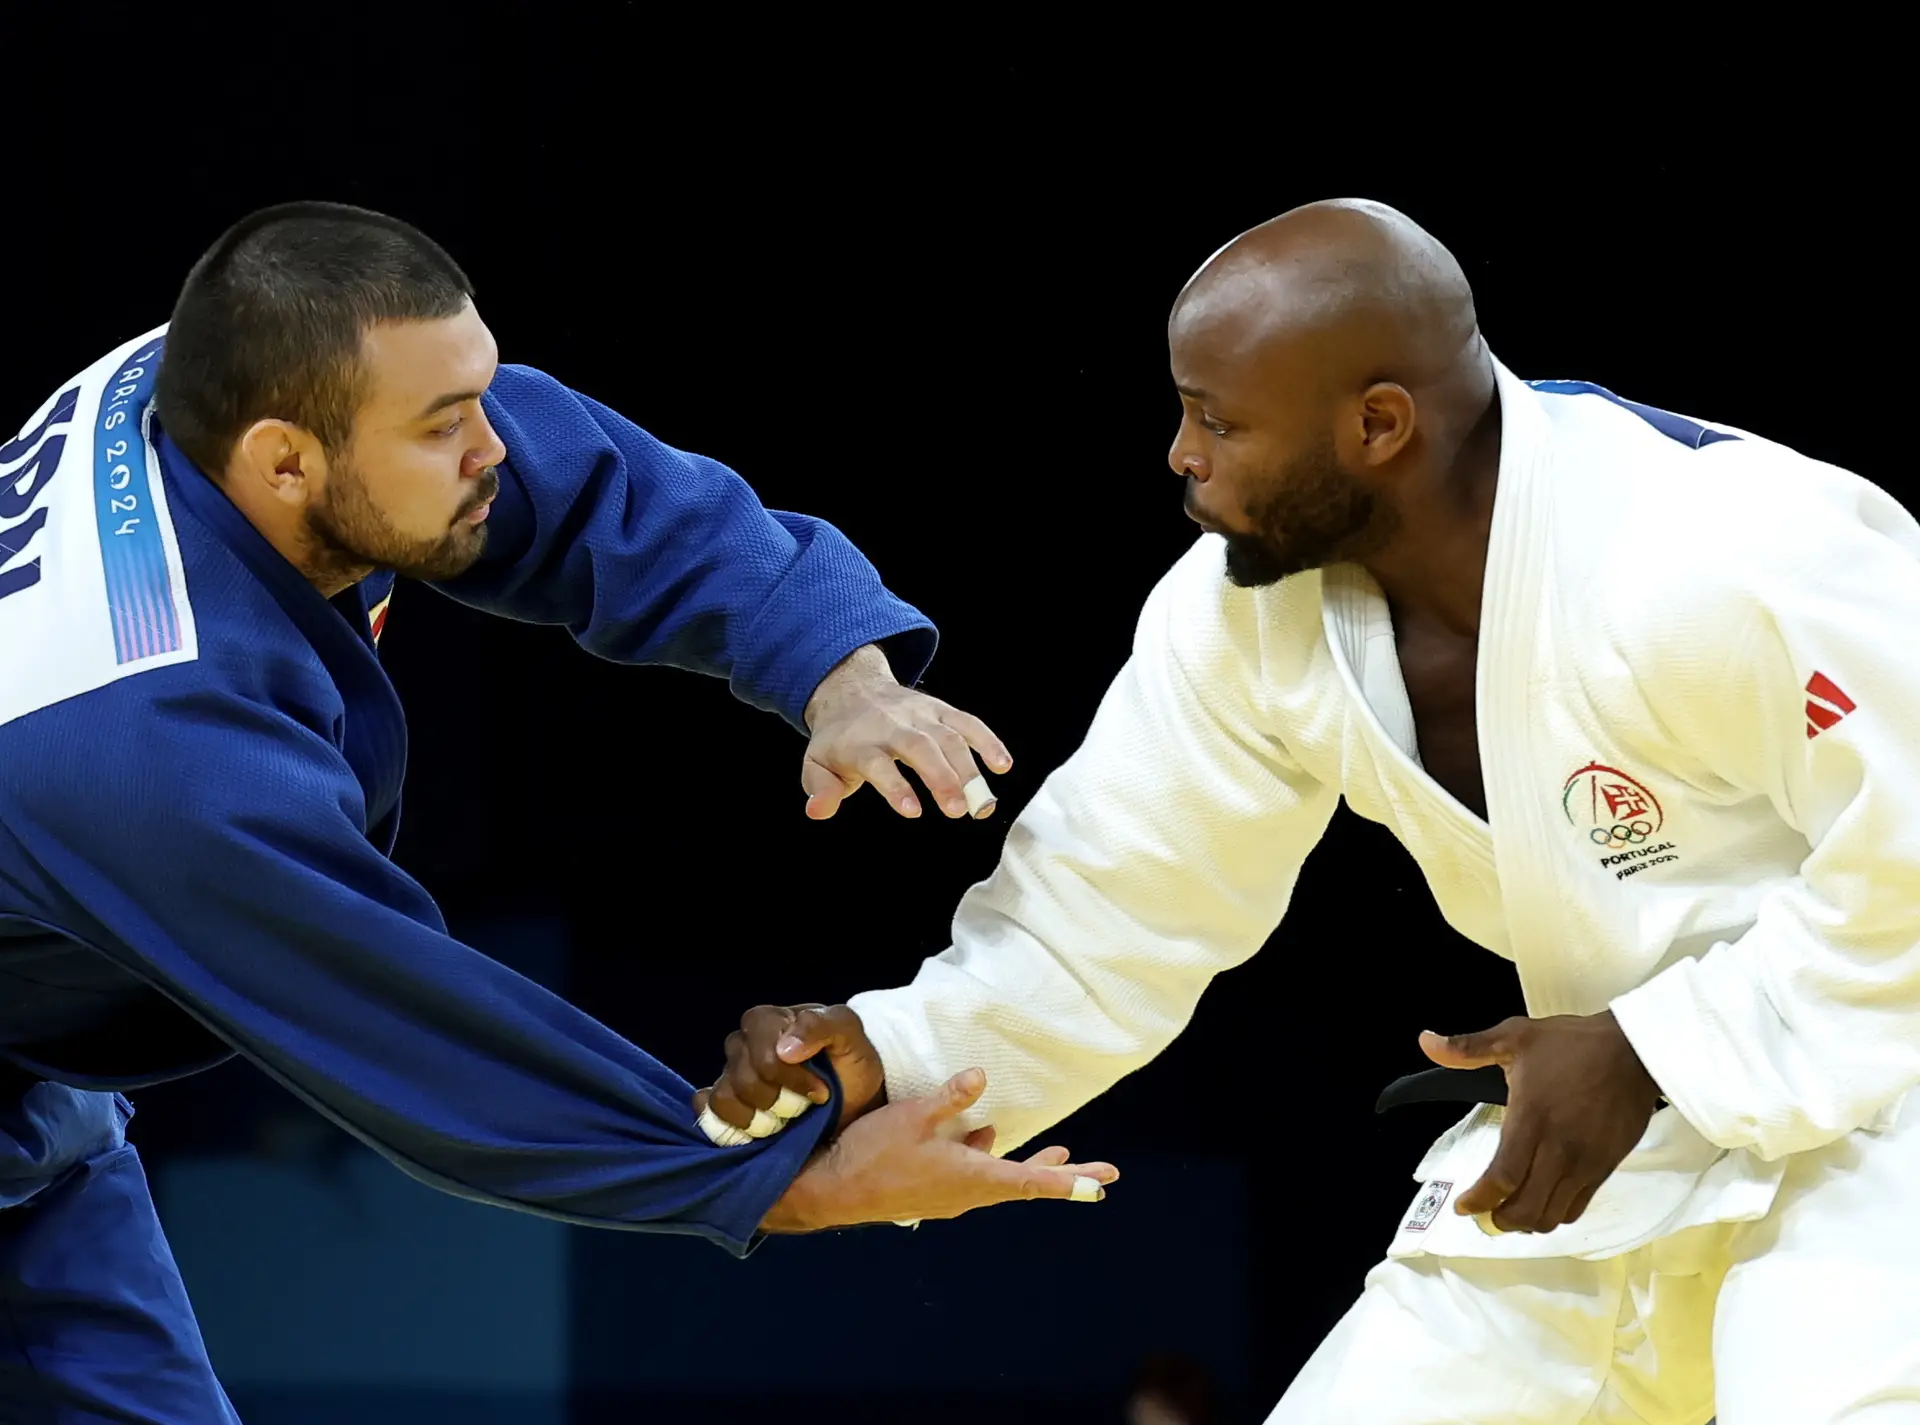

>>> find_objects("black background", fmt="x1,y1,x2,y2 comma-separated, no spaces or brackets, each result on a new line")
11,28,1898,1422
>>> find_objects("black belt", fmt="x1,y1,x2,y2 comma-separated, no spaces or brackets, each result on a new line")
1375,1064,1509,1114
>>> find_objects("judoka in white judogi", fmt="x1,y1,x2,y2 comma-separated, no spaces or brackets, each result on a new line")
747,202,1920,1422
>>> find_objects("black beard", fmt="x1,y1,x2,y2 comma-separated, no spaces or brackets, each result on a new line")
1220,444,1394,589
305,460,497,586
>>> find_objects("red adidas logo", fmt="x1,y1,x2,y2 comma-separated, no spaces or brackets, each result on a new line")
1806,672,1855,740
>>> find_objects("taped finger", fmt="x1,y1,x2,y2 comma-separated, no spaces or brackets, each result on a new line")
961,776,996,818
698,1106,753,1147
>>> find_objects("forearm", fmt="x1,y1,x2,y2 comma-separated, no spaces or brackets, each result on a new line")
446,369,936,731
1611,927,1920,1159
757,1148,830,1235
846,548,1338,1152
5,727,830,1253
848,811,1323,1153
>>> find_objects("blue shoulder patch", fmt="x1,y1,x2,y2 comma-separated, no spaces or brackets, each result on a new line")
1528,380,1741,450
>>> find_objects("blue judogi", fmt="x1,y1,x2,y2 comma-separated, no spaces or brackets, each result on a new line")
0,331,928,1419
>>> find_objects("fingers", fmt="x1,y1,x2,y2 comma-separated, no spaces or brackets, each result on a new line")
1060,1159,1121,1187
716,1057,781,1135
812,720,999,821
800,759,858,821
1507,1142,1603,1234
738,1005,830,1103
803,684,1014,823
803,749,924,820
985,1154,1112,1203
1455,1162,1523,1221
1534,1170,1590,1234
884,727,979,819
724,1032,780,1109
1487,1143,1567,1233
709,1006,830,1131
707,1040,759,1130
1563,1180,1601,1227
852,752,923,819
708,1078,769,1133
1020,1147,1121,1186
1419,1018,1527,1070
963,1126,997,1154
924,1067,988,1124
692,1088,775,1145
1455,1105,1540,1219
775,1007,859,1106
942,707,1013,777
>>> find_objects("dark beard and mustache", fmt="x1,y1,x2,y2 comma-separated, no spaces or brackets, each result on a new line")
1211,438,1399,589
302,456,499,590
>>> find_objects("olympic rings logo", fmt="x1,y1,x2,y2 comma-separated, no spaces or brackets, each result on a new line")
1588,821,1653,849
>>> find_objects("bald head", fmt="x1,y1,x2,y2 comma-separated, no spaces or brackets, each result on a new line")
1173,198,1481,398
1167,200,1499,589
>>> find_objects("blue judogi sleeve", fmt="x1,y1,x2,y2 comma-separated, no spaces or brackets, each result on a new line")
438,365,937,730
0,675,835,1257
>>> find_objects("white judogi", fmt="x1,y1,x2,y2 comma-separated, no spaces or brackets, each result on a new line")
846,360,1920,1421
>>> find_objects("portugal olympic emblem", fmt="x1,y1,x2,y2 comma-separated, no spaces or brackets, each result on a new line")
1562,763,1664,851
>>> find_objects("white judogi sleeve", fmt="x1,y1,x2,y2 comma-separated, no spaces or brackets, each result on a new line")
1611,484,1920,1161
848,543,1340,1154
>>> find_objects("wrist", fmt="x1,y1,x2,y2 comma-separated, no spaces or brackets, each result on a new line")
1600,1009,1664,1107
804,643,895,730
759,1147,834,1234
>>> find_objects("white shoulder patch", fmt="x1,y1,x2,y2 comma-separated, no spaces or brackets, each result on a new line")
1,326,199,729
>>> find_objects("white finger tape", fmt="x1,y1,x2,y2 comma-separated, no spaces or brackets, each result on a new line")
770,1087,812,1120
962,776,996,817
697,1106,753,1148
1070,1175,1103,1203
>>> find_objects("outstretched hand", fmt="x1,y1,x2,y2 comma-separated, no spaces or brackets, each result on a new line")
800,645,1011,821
759,1068,1118,1233
1420,1011,1663,1234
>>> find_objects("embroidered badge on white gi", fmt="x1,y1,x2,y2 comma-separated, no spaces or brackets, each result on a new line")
1405,1179,1453,1232
1562,762,1680,881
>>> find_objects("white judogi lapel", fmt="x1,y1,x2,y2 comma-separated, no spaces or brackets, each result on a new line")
1382,366,1787,1260
1317,566,1508,958
1474,361,1649,1015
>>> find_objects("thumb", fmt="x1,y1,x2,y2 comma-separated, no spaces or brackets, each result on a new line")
775,1006,842,1064
1419,1024,1515,1070
926,1067,988,1124
801,759,858,821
